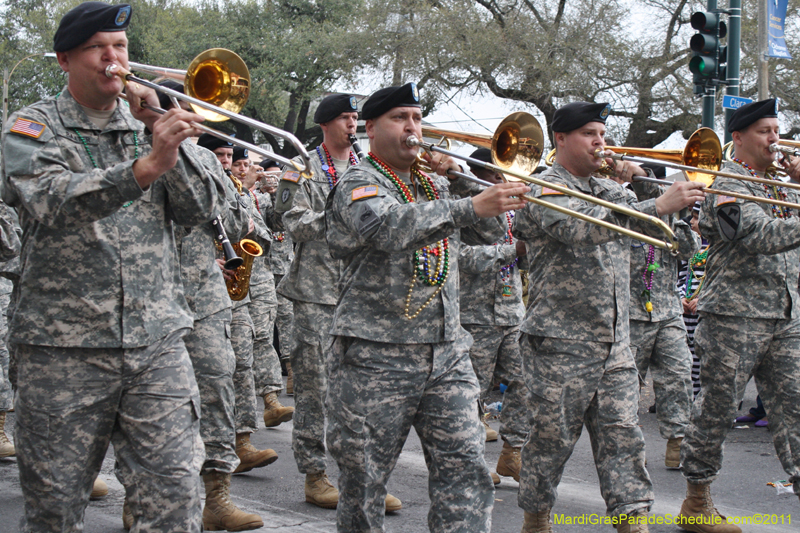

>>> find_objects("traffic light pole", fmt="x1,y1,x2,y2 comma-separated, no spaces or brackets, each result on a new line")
700,0,717,129
724,0,742,143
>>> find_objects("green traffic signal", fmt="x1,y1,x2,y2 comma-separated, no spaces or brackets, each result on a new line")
690,55,717,77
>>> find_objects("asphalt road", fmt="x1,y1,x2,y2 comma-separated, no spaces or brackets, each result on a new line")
0,378,796,532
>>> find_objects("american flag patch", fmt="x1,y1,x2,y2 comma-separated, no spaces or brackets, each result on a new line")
352,185,378,201
716,195,737,206
540,187,564,196
281,171,301,183
10,117,46,139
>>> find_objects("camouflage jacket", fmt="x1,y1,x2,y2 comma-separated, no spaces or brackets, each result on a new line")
325,160,506,344
228,187,271,308
277,151,349,305
458,233,525,326
698,161,800,319
176,166,249,320
627,184,699,322
1,89,226,348
268,231,294,277
512,163,663,343
247,189,275,294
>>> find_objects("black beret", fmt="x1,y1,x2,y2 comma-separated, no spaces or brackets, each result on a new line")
467,148,492,171
362,83,421,120
232,146,249,164
157,79,183,111
314,94,358,124
552,102,611,133
727,98,778,133
197,133,233,153
54,2,132,53
259,159,281,170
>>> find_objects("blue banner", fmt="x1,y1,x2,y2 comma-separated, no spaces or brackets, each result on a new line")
767,0,792,58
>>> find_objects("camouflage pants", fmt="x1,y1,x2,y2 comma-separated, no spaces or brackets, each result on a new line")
327,329,495,533
182,309,238,474
0,292,11,411
518,335,653,516
250,283,282,397
14,330,204,533
290,301,334,474
273,274,294,362
683,314,800,495
463,323,530,447
230,303,258,434
630,316,692,440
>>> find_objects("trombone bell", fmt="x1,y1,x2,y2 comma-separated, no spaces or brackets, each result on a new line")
185,49,250,122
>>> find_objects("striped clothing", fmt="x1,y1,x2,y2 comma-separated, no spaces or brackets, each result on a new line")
677,243,708,397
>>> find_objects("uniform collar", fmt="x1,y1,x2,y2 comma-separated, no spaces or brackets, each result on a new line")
56,88,139,133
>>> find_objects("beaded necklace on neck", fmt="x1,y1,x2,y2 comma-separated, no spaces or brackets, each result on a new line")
641,245,660,313
317,143,359,190
366,153,449,320
733,158,792,218
74,128,138,207
499,212,519,293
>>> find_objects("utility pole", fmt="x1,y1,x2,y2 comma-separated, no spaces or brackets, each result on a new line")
756,0,769,99
724,0,742,143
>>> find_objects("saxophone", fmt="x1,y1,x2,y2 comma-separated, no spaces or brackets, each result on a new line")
226,238,263,301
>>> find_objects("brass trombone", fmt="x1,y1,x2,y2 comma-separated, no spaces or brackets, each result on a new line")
412,113,680,254
104,49,313,178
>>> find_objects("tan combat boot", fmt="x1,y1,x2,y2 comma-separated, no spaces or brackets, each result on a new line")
0,411,14,458
496,440,521,482
615,512,649,533
677,482,741,533
233,433,278,474
490,471,501,485
665,437,683,469
202,472,264,531
285,361,294,396
521,510,553,533
483,418,498,442
385,493,402,513
90,477,108,499
263,392,294,428
122,498,133,530
305,471,339,509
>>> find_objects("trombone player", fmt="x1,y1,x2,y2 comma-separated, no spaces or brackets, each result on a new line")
1,2,228,531
512,102,705,533
677,98,800,533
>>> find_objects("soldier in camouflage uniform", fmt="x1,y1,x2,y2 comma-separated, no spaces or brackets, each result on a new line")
238,160,294,428
626,179,699,469
202,138,280,475
262,160,296,394
678,99,800,533
275,93,377,509
0,3,228,531
0,201,20,459
156,87,264,531
325,83,530,533
512,102,705,533
458,148,530,484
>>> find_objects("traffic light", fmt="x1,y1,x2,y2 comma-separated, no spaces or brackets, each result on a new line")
689,11,727,92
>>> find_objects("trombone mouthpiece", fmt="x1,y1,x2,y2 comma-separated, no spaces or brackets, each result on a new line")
769,143,780,153
595,149,609,158
406,135,421,147
105,64,118,78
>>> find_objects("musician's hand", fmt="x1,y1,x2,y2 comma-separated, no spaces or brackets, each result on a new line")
422,152,462,179
614,161,648,183
780,153,800,183
654,181,706,216
216,258,236,280
132,108,205,189
472,182,529,218
126,80,162,130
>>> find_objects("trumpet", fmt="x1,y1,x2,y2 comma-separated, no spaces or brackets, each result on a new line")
410,112,680,254
103,49,313,179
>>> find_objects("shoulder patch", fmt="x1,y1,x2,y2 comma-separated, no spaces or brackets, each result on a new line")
351,185,379,201
717,204,741,241
281,171,301,183
716,195,737,206
10,117,46,139
540,186,565,196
